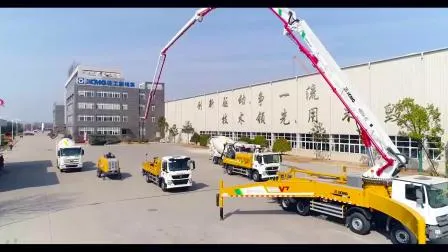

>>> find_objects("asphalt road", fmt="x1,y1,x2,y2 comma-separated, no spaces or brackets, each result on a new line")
0,134,408,244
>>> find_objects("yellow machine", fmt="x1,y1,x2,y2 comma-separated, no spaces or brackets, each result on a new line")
141,154,196,191
223,152,253,169
96,152,121,180
216,167,434,244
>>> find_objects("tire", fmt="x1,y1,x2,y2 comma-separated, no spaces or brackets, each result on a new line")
96,169,101,178
295,199,311,216
160,180,168,192
280,198,295,212
226,166,233,175
251,170,260,182
212,157,218,165
347,212,371,235
390,224,417,244
145,174,151,183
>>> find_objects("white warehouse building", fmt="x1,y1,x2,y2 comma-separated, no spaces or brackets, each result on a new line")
165,48,448,173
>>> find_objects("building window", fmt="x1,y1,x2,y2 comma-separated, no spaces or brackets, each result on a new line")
151,117,156,123
96,103,121,110
78,90,95,97
78,115,95,122
96,115,121,122
151,105,155,111
96,91,121,98
78,102,95,110
79,127,95,136
96,127,121,135
122,92,128,99
139,93,146,100
122,104,128,110
123,116,128,122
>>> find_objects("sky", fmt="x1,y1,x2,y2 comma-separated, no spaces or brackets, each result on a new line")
0,8,447,123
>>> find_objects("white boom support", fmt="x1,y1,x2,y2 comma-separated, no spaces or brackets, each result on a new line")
143,8,408,182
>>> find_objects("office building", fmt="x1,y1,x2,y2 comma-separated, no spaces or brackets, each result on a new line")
64,65,164,141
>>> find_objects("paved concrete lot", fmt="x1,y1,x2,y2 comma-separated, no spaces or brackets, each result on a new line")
0,134,437,244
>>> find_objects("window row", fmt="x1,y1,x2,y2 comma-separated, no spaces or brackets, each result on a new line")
78,90,128,99
78,127,120,136
77,115,128,123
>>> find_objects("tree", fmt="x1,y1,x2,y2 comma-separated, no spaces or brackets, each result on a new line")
168,124,179,143
385,97,444,174
238,136,253,144
181,121,195,144
253,135,268,148
199,134,211,147
272,138,292,153
190,132,200,144
310,121,330,159
157,116,169,138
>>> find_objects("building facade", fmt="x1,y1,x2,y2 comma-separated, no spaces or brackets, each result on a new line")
165,48,448,173
64,65,164,141
52,103,65,132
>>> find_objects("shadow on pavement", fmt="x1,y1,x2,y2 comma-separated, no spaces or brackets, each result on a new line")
100,172,132,181
0,193,79,227
63,161,96,172
223,209,291,220
0,160,58,193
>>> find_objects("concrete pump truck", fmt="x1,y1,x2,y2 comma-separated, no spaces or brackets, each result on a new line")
140,7,448,244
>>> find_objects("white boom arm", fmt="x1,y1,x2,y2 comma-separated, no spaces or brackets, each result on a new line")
143,7,408,182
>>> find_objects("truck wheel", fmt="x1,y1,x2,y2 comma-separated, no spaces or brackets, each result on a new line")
390,224,417,244
251,171,260,182
160,180,168,192
280,198,295,212
141,169,145,176
145,174,151,183
96,169,101,178
226,166,233,175
295,199,311,216
347,212,371,235
212,157,218,164
218,159,223,165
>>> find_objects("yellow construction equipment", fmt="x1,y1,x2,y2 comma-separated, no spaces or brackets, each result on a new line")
96,152,121,179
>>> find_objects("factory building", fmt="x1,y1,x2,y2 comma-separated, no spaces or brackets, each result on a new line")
64,65,164,141
52,103,65,133
165,48,448,173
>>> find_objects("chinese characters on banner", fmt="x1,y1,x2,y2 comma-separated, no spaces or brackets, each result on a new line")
306,84,319,123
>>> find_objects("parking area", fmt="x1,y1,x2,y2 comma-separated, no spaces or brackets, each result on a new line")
0,134,403,243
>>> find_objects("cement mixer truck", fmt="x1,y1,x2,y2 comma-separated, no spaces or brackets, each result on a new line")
56,138,85,172
210,136,282,181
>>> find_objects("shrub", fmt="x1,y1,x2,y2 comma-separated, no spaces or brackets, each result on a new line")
191,132,200,144
253,135,268,148
272,138,292,153
199,134,211,147
238,136,253,144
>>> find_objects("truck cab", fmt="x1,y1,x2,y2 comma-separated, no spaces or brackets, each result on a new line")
391,175,448,242
161,156,195,189
56,146,84,171
253,152,282,179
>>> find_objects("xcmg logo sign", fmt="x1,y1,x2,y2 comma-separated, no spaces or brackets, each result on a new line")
76,77,136,88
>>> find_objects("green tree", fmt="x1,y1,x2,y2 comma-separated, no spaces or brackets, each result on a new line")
238,136,253,144
157,116,169,138
168,124,179,143
190,132,200,144
385,97,444,174
272,138,292,153
252,135,268,148
181,121,195,143
199,134,211,147
310,121,330,159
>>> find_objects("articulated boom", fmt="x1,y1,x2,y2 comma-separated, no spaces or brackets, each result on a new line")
143,7,408,182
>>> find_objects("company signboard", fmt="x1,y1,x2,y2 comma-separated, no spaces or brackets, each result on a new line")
77,77,136,88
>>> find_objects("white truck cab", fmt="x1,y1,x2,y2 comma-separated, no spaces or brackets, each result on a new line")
160,156,196,189
56,138,84,172
252,152,282,180
391,175,448,241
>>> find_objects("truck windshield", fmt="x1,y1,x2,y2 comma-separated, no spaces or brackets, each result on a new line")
168,159,190,172
426,182,448,209
263,154,280,164
60,148,82,157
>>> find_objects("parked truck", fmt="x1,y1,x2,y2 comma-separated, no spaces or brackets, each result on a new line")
96,152,121,179
141,154,196,192
144,7,448,244
56,138,84,172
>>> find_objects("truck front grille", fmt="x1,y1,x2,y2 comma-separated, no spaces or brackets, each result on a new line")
172,174,189,179
266,167,278,171
437,214,448,226
266,171,278,175
172,179,189,185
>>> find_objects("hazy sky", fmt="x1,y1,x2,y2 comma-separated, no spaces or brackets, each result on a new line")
0,8,447,123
